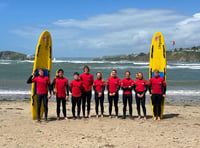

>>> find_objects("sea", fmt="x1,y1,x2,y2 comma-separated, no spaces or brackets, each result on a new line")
0,58,199,104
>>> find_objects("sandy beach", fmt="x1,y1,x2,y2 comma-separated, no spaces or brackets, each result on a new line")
0,100,200,148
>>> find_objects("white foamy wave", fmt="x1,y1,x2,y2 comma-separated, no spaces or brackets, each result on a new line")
19,60,34,63
0,90,31,95
91,66,148,69
0,62,11,65
167,65,200,69
133,62,149,65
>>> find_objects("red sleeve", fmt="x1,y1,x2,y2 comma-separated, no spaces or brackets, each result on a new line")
149,79,152,86
121,79,124,87
162,79,166,86
145,79,148,85
69,81,73,89
102,80,105,86
52,79,56,85
80,74,83,81
118,78,121,85
32,77,37,82
65,79,68,85
47,77,50,84
93,80,96,86
131,79,134,86
91,74,94,83
107,78,110,85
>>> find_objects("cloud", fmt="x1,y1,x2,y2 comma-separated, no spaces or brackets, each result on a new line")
10,8,200,57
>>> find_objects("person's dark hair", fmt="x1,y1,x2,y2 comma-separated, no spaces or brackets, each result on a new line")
112,69,117,73
58,69,64,73
125,70,131,75
38,68,44,72
74,72,79,76
83,65,90,72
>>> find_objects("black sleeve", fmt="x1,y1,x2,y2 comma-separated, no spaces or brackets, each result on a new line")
163,86,166,94
66,85,69,96
27,75,33,84
69,88,72,93
107,85,109,93
133,85,136,92
102,86,105,94
149,86,152,94
144,85,148,93
48,84,52,95
116,85,120,93
93,86,98,94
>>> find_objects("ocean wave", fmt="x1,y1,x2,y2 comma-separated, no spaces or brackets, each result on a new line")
167,65,200,69
91,66,149,69
0,89,199,96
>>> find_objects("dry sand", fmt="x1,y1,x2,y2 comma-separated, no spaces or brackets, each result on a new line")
0,100,200,148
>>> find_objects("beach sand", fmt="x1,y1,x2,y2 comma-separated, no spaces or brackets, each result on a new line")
0,100,200,148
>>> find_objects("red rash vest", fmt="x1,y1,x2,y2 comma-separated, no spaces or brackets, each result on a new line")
69,79,83,97
80,73,94,92
121,78,134,94
149,76,166,94
32,76,50,95
93,79,105,93
135,79,148,92
53,77,68,97
107,77,121,93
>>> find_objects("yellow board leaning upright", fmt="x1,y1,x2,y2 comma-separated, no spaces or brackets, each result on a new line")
31,30,52,120
149,32,167,119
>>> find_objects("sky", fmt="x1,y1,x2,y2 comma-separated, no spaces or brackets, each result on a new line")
0,0,200,58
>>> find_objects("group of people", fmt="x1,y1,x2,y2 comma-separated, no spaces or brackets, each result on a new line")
27,66,166,122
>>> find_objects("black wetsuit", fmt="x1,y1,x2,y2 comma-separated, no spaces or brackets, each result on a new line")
93,86,105,115
107,85,120,117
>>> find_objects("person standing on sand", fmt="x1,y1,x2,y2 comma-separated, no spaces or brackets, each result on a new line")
93,72,105,118
134,72,148,120
121,71,134,119
107,69,121,119
80,66,94,118
27,68,51,122
69,72,83,120
52,69,69,120
149,69,166,121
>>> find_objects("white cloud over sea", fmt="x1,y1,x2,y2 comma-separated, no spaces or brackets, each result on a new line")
11,8,200,57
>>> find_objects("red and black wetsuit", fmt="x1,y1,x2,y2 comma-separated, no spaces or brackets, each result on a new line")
80,73,94,116
134,79,148,117
121,78,134,118
52,77,69,118
93,79,105,115
149,76,166,117
69,79,83,118
27,75,51,121
107,76,121,117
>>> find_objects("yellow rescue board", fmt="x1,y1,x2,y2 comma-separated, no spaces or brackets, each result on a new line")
31,30,52,120
149,32,167,119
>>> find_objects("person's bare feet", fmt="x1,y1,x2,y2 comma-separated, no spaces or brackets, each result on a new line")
157,117,161,121
64,117,68,120
138,116,141,119
88,115,91,118
109,115,112,119
83,115,85,118
101,115,104,118
96,115,99,118
57,117,60,120
115,116,118,119
153,117,157,120
144,117,147,120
